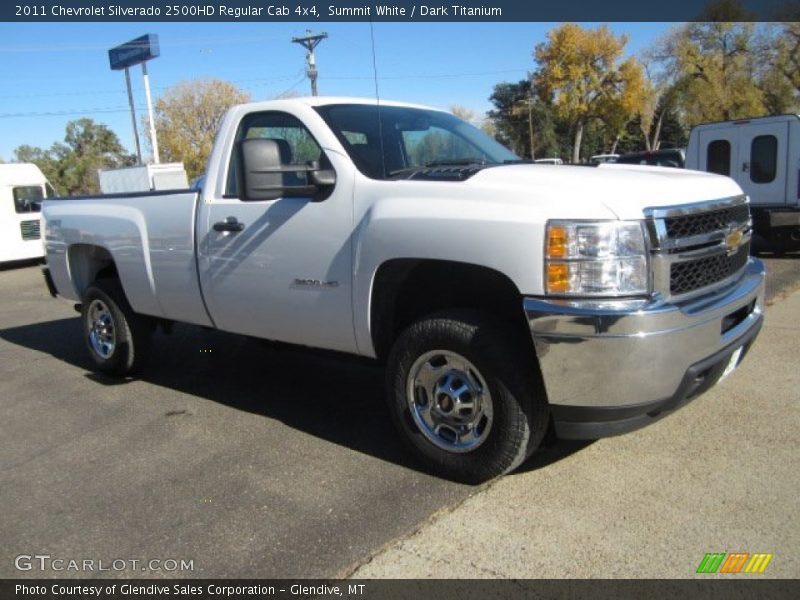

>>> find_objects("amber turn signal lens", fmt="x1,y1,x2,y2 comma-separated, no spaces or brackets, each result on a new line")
547,263,569,293
547,226,567,258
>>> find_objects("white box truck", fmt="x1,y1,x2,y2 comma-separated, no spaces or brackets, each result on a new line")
687,114,800,251
0,163,52,263
98,163,188,195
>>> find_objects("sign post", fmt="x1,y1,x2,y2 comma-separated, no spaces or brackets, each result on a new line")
108,34,160,165
123,67,142,164
141,62,159,164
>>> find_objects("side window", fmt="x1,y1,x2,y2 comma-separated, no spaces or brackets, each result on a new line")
706,140,731,176
226,112,323,197
750,135,777,184
12,186,43,213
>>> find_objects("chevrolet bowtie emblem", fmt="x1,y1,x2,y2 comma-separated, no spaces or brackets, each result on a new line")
724,227,744,255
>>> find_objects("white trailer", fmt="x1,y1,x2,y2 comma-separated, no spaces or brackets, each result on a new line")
687,114,800,250
0,163,51,263
98,163,188,195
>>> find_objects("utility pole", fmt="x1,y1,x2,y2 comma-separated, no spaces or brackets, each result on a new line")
291,31,328,96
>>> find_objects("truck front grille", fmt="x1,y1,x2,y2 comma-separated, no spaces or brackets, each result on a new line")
20,220,41,241
646,196,752,301
670,243,750,295
665,204,750,238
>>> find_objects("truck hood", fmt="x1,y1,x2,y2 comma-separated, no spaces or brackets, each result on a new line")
468,163,744,220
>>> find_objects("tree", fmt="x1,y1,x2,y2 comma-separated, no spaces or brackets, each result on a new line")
13,119,134,195
154,78,250,180
533,23,647,163
487,79,560,159
449,105,478,124
656,20,765,125
758,22,800,114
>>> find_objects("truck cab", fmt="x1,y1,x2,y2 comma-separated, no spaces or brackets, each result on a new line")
687,115,800,251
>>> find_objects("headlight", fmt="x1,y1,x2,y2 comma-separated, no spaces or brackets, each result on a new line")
545,220,649,296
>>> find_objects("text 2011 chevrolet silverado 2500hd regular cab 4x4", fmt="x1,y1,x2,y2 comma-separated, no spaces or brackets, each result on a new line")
42,97,765,483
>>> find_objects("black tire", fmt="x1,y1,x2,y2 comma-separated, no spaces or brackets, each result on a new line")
81,279,152,376
386,310,549,484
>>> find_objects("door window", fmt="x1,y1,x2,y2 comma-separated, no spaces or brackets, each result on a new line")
750,135,777,184
226,112,323,197
706,140,731,176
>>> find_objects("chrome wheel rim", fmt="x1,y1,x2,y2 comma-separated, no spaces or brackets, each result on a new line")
87,299,116,359
406,350,493,453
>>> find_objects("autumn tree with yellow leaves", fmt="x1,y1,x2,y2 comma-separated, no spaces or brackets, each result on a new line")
153,78,251,180
533,23,647,163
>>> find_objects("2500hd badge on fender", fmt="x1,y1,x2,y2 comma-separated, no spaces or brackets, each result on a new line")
42,98,765,483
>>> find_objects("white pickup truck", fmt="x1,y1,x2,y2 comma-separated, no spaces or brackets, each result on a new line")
43,97,765,483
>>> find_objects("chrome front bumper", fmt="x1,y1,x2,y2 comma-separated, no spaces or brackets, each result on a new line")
525,258,765,439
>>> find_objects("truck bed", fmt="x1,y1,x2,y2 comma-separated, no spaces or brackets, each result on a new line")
44,189,213,327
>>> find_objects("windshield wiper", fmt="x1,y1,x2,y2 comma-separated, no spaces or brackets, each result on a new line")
387,158,495,177
424,158,491,168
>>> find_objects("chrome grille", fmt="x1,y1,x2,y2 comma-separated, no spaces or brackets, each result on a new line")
670,243,750,296
20,220,41,241
646,196,752,301
665,204,750,238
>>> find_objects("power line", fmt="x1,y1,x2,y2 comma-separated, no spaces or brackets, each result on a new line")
0,106,148,118
0,67,530,101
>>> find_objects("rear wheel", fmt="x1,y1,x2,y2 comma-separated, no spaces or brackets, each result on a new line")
82,280,152,375
386,310,548,484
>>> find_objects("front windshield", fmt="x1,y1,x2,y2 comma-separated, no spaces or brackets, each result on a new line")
315,104,518,179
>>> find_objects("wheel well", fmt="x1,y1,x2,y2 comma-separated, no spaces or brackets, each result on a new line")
67,244,118,299
370,259,532,360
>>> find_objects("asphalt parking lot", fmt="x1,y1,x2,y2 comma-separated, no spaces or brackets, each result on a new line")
1,256,798,579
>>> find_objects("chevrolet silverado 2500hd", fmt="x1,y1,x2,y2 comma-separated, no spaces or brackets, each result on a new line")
42,97,765,483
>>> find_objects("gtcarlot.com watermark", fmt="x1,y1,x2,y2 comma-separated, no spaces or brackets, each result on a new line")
14,554,194,573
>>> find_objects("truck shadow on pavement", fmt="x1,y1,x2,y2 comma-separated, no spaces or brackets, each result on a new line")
0,316,592,481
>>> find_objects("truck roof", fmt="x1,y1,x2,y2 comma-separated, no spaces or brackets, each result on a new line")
0,163,47,186
689,113,800,132
234,96,444,113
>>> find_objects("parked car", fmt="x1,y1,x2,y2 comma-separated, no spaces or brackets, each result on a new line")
590,154,619,164
42,97,764,483
615,148,685,168
686,114,800,251
533,157,563,165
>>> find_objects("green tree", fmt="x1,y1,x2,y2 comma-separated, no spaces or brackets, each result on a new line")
487,79,560,159
533,23,647,163
13,119,134,195
154,78,251,180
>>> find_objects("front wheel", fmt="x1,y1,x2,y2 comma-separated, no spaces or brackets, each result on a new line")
386,310,549,484
82,280,152,376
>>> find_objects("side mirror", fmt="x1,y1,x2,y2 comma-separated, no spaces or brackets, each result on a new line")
308,164,336,187
240,139,336,202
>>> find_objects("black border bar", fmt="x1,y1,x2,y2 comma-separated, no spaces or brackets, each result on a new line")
3,0,800,22
3,579,800,600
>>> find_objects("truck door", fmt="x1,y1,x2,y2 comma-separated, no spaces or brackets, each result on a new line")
735,121,789,206
196,110,357,354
